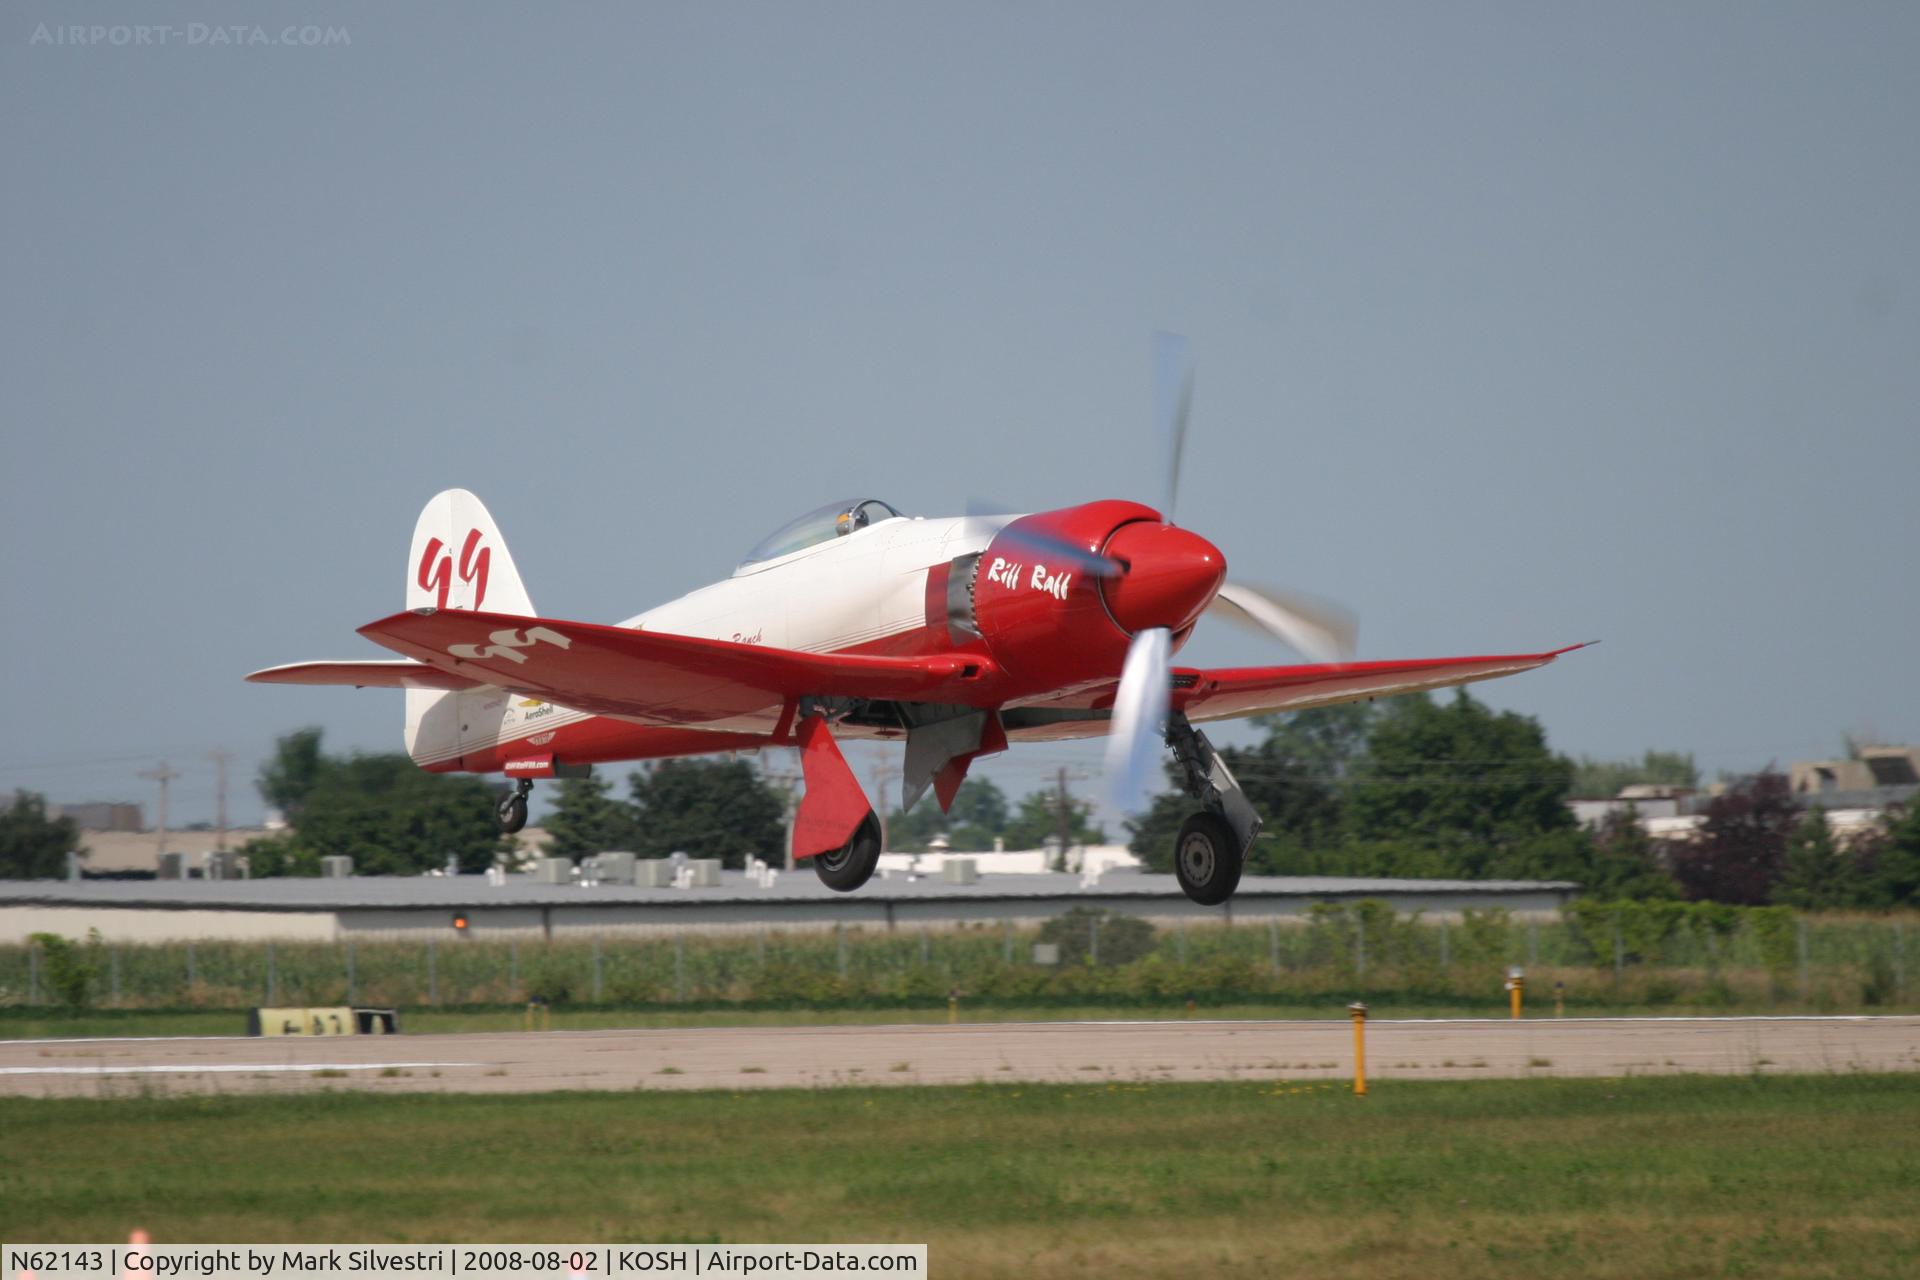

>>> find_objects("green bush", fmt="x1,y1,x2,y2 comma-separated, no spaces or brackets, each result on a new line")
29,931,101,1010
522,953,577,1005
1039,908,1155,968
1457,908,1514,969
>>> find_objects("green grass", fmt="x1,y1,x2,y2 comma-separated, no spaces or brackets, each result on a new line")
4,1075,1918,1278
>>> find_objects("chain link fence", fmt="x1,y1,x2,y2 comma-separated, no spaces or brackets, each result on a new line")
0,906,1911,1014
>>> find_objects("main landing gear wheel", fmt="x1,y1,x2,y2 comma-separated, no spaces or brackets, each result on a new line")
1173,811,1243,906
814,811,883,893
496,779,532,835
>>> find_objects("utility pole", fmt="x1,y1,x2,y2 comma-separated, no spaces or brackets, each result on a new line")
869,754,897,852
761,757,802,871
1055,766,1072,868
139,761,181,863
1051,766,1094,870
206,749,233,851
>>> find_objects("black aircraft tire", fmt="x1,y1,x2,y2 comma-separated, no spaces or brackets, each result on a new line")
1173,811,1243,906
814,812,883,893
496,792,529,835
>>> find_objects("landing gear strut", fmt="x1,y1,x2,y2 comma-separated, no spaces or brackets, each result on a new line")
496,778,532,835
1164,713,1261,906
814,811,883,893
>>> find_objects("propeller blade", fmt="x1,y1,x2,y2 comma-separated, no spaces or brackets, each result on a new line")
964,499,1126,578
1154,332,1194,523
1208,581,1359,664
1104,626,1173,814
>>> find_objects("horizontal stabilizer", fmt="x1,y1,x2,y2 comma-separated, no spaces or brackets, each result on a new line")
246,660,482,691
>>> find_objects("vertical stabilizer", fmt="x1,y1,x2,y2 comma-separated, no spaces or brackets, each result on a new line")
406,488,534,616
404,490,533,767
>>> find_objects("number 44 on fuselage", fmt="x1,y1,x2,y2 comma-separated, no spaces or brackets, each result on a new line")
249,488,1585,906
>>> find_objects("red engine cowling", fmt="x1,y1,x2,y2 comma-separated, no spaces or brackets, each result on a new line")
968,499,1220,698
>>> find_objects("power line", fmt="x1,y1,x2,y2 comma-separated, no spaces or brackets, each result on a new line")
206,749,234,851
760,762,802,871
136,761,181,862
869,758,897,850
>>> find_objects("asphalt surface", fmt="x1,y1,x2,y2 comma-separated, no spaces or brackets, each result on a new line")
3,1016,1917,1098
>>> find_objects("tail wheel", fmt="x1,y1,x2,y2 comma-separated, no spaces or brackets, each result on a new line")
495,788,529,835
814,812,882,893
1173,811,1243,905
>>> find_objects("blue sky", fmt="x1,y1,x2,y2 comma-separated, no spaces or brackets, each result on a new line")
4,2,1916,830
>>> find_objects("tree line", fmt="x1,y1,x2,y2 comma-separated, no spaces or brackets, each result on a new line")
545,763,1104,865
1121,693,1920,908
243,731,793,874
4,697,1917,906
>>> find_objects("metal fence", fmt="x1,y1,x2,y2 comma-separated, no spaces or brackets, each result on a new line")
0,908,1911,1012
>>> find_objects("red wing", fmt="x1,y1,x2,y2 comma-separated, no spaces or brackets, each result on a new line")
1172,644,1591,723
245,660,482,691
355,609,996,727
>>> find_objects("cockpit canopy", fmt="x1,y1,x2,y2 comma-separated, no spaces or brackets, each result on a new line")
737,498,905,572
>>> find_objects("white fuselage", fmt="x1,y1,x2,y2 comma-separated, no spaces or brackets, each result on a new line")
623,514,1004,652
469,515,1010,756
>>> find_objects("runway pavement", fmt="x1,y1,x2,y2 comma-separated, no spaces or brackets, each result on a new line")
3,1016,1917,1098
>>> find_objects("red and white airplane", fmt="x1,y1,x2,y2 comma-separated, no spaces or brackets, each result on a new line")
250,342,1583,904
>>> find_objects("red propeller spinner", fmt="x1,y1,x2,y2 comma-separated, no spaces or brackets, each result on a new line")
1100,521,1227,635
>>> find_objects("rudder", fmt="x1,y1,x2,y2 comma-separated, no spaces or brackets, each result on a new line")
404,489,533,767
407,488,534,616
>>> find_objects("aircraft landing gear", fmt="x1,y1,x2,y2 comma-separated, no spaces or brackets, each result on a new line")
496,778,532,835
1173,812,1241,905
1164,714,1261,906
814,811,883,893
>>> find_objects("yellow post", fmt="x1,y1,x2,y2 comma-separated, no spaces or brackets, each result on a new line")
1506,967,1525,1019
1554,980,1565,1018
947,988,959,1025
1348,1002,1368,1096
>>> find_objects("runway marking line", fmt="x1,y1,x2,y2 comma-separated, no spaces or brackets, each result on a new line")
0,1061,474,1076
1,1014,1912,1047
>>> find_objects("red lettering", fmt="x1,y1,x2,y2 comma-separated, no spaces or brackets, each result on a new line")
416,538,450,609
457,528,490,609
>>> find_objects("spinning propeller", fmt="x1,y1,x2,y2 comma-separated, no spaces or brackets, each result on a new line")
1101,334,1360,814
963,500,1127,580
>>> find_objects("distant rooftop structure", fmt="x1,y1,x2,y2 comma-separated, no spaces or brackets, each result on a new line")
54,801,144,832
72,825,555,874
1573,754,1917,836
1791,746,1920,797
1617,783,1695,803
1568,785,1697,827
0,865,1582,943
